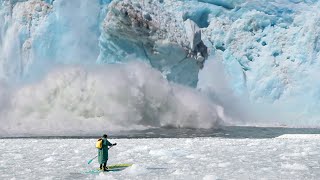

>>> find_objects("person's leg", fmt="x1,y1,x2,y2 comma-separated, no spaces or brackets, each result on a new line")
103,162,107,171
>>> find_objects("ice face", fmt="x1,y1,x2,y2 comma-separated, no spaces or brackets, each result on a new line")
203,1,320,124
1,0,320,135
0,0,52,81
0,0,209,85
99,0,208,86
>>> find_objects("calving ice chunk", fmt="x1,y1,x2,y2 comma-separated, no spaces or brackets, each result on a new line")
184,19,207,68
100,0,209,85
104,0,208,63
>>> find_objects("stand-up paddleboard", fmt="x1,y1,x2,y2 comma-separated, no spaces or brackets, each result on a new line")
84,164,132,174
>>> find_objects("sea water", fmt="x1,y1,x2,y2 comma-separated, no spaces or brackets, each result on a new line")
1,127,320,180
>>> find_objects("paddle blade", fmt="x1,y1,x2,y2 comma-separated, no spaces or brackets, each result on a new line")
87,159,94,164
87,155,97,164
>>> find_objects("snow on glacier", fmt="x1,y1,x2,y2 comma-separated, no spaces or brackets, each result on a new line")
1,0,320,135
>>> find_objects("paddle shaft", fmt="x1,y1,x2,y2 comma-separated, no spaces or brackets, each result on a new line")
87,145,114,164
88,155,98,164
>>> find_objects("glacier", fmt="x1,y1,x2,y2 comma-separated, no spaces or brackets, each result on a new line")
1,0,320,135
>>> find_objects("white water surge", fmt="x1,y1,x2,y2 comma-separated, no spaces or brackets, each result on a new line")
0,62,226,136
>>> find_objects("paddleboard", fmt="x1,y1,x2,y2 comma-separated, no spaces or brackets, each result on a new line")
84,164,132,174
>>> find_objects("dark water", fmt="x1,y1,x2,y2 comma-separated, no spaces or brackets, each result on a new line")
2,126,320,139
112,126,320,139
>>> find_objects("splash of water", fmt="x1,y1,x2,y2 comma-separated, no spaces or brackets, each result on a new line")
0,61,226,136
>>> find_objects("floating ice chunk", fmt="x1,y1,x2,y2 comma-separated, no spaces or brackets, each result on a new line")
246,142,260,146
43,157,54,162
41,177,54,180
276,134,320,139
218,162,231,168
173,169,183,175
123,164,147,175
149,149,168,157
281,152,301,157
203,174,219,180
95,173,116,180
168,159,177,164
281,163,308,170
13,154,24,160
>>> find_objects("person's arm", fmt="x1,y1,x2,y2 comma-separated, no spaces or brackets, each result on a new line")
106,139,116,147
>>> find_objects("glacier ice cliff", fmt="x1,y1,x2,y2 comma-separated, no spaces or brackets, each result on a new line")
99,0,208,86
1,0,320,135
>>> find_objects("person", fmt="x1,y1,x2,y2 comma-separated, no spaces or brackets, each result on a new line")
98,134,117,171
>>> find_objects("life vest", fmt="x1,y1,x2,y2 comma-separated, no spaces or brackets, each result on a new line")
96,138,103,149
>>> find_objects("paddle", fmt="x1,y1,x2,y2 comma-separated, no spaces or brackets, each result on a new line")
87,145,115,164
87,155,98,164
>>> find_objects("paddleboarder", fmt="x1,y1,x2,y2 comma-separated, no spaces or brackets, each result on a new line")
98,134,117,171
